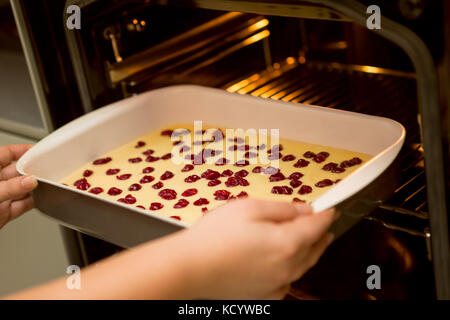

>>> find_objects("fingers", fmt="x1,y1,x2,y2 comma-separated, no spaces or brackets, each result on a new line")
0,196,34,228
9,196,34,221
0,144,33,168
249,200,313,223
0,175,38,202
0,163,20,181
307,232,334,267
284,208,337,247
290,233,334,282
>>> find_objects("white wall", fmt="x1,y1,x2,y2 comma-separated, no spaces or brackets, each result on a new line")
0,130,69,296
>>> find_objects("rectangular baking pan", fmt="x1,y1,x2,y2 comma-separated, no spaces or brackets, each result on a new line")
17,85,405,247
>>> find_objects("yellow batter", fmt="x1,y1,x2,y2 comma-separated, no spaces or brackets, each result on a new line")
62,124,371,225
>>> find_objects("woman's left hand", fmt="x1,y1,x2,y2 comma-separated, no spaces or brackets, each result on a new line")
0,144,38,228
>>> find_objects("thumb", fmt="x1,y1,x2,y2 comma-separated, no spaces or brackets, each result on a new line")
249,200,313,223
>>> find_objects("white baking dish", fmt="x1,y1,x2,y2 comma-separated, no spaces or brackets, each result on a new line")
17,85,405,247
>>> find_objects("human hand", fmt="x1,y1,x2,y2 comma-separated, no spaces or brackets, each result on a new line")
180,199,337,299
0,144,37,228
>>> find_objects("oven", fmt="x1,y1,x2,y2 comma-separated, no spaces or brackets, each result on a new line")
11,0,450,299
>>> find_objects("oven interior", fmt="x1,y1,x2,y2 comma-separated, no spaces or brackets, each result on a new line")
62,0,444,299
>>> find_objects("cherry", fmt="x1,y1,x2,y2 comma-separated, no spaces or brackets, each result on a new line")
245,152,257,159
289,172,304,180
136,205,146,210
257,144,266,150
294,159,309,168
292,198,306,203
161,130,173,136
314,152,329,163
93,157,112,165
229,137,245,144
268,153,282,160
174,199,189,209
290,179,302,188
298,185,312,195
235,170,249,178
142,149,154,155
269,145,283,153
313,154,326,163
208,180,221,187
108,187,122,196
182,188,198,197
140,175,155,184
83,170,93,177
118,194,137,204
282,154,296,162
221,169,234,177
263,167,279,175
161,153,172,160
271,186,293,195
252,166,262,173
173,141,183,146
315,179,334,188
237,191,248,198
341,157,362,168
215,158,230,166
303,151,316,158
237,145,250,151
170,216,181,220
146,155,160,162
179,146,191,153
150,202,164,210
184,175,201,183
269,172,285,182
74,178,90,191
225,177,239,187
106,168,120,175
228,145,238,151
235,160,249,167
158,189,177,200
201,169,221,180
214,190,231,200
152,181,164,189
322,162,338,171
182,164,194,172
350,157,362,165
173,129,190,137
135,141,146,148
117,174,131,180
332,167,345,173
160,171,174,180
128,184,142,191
194,198,209,206
142,167,155,174
89,187,103,194
128,157,142,163
237,177,249,186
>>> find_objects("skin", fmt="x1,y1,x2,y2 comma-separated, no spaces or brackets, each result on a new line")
1,144,337,300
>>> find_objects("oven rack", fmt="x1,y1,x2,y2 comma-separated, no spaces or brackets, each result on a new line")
223,57,428,237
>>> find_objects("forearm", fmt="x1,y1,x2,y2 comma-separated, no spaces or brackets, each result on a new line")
5,230,201,300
